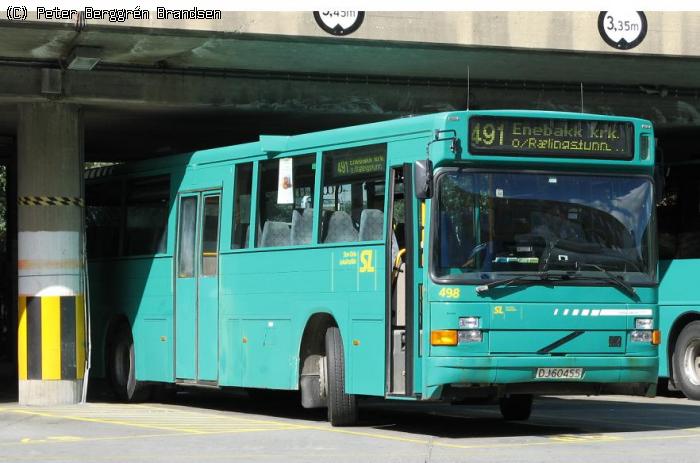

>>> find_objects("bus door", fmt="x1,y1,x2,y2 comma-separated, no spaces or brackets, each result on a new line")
387,164,416,396
175,190,221,383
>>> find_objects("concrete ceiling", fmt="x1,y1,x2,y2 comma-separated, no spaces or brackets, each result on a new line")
3,21,700,86
0,21,699,161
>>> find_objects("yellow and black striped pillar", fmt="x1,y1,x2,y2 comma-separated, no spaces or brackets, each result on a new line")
17,102,85,405
18,295,85,382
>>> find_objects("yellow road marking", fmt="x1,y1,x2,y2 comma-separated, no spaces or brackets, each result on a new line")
3,403,700,453
308,424,700,451
533,411,681,430
0,432,190,448
550,433,623,442
0,404,309,436
1,450,420,462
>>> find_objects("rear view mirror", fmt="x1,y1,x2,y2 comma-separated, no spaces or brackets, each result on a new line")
414,159,433,199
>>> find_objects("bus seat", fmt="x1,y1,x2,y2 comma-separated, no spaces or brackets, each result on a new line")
324,211,358,243
291,208,313,245
259,221,291,247
359,209,384,241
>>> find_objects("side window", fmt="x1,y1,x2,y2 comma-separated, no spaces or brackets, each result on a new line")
201,195,220,276
658,164,700,259
232,163,253,249
86,180,123,258
391,170,406,263
177,196,197,278
124,175,170,256
321,144,387,243
256,155,316,248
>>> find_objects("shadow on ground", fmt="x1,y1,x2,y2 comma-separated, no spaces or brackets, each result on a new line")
98,382,700,439
2,365,698,441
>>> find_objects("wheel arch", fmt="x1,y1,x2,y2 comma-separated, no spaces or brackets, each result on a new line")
296,312,341,408
298,312,339,376
667,311,700,381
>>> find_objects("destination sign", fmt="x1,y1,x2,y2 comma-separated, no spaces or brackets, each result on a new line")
328,143,386,181
469,116,634,160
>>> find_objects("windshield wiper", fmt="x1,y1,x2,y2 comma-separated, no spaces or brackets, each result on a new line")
475,271,568,295
573,263,638,300
475,264,638,300
539,242,639,299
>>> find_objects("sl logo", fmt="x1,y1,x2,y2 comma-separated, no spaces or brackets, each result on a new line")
493,306,504,315
359,250,376,273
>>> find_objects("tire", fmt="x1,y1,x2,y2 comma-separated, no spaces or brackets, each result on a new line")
325,326,358,426
499,394,533,421
109,325,151,402
673,321,700,400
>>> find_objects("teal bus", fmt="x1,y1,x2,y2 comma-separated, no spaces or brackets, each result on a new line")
657,146,700,400
86,110,659,426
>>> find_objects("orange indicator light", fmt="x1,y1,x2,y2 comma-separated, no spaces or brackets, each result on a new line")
431,330,458,346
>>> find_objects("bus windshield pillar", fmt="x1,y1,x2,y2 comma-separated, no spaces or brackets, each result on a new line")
16,103,85,405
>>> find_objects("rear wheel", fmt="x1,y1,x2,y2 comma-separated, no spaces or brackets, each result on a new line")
109,325,151,402
499,394,533,421
324,326,358,426
673,321,700,400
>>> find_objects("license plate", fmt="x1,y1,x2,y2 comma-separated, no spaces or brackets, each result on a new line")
535,367,583,379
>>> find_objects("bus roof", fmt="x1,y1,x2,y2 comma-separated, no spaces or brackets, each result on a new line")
86,109,652,178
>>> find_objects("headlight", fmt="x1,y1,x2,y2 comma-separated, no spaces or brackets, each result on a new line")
631,330,652,343
458,317,480,329
635,318,653,330
458,330,483,344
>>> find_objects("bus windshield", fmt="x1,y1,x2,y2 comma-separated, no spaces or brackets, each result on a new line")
433,170,655,284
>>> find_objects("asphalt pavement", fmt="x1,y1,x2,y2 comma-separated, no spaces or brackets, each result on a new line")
1,380,699,463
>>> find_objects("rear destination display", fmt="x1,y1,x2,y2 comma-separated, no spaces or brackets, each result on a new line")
469,116,634,159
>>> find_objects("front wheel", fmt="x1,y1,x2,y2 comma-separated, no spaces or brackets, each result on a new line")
109,325,151,402
673,321,700,400
499,394,533,421
324,326,358,426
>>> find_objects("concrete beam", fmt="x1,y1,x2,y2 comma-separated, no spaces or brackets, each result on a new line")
0,64,466,115
2,63,700,124
2,62,700,162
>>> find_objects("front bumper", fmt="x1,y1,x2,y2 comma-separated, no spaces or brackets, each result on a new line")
424,355,658,400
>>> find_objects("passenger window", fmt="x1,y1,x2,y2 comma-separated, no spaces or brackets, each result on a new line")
201,195,220,276
232,163,253,249
391,173,406,263
86,180,123,258
177,196,197,278
320,144,387,243
124,175,170,256
256,155,316,248
658,163,700,259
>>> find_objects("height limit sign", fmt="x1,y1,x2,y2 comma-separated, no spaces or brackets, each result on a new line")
598,11,648,50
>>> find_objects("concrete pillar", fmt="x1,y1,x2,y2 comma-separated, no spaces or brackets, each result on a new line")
17,103,85,405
